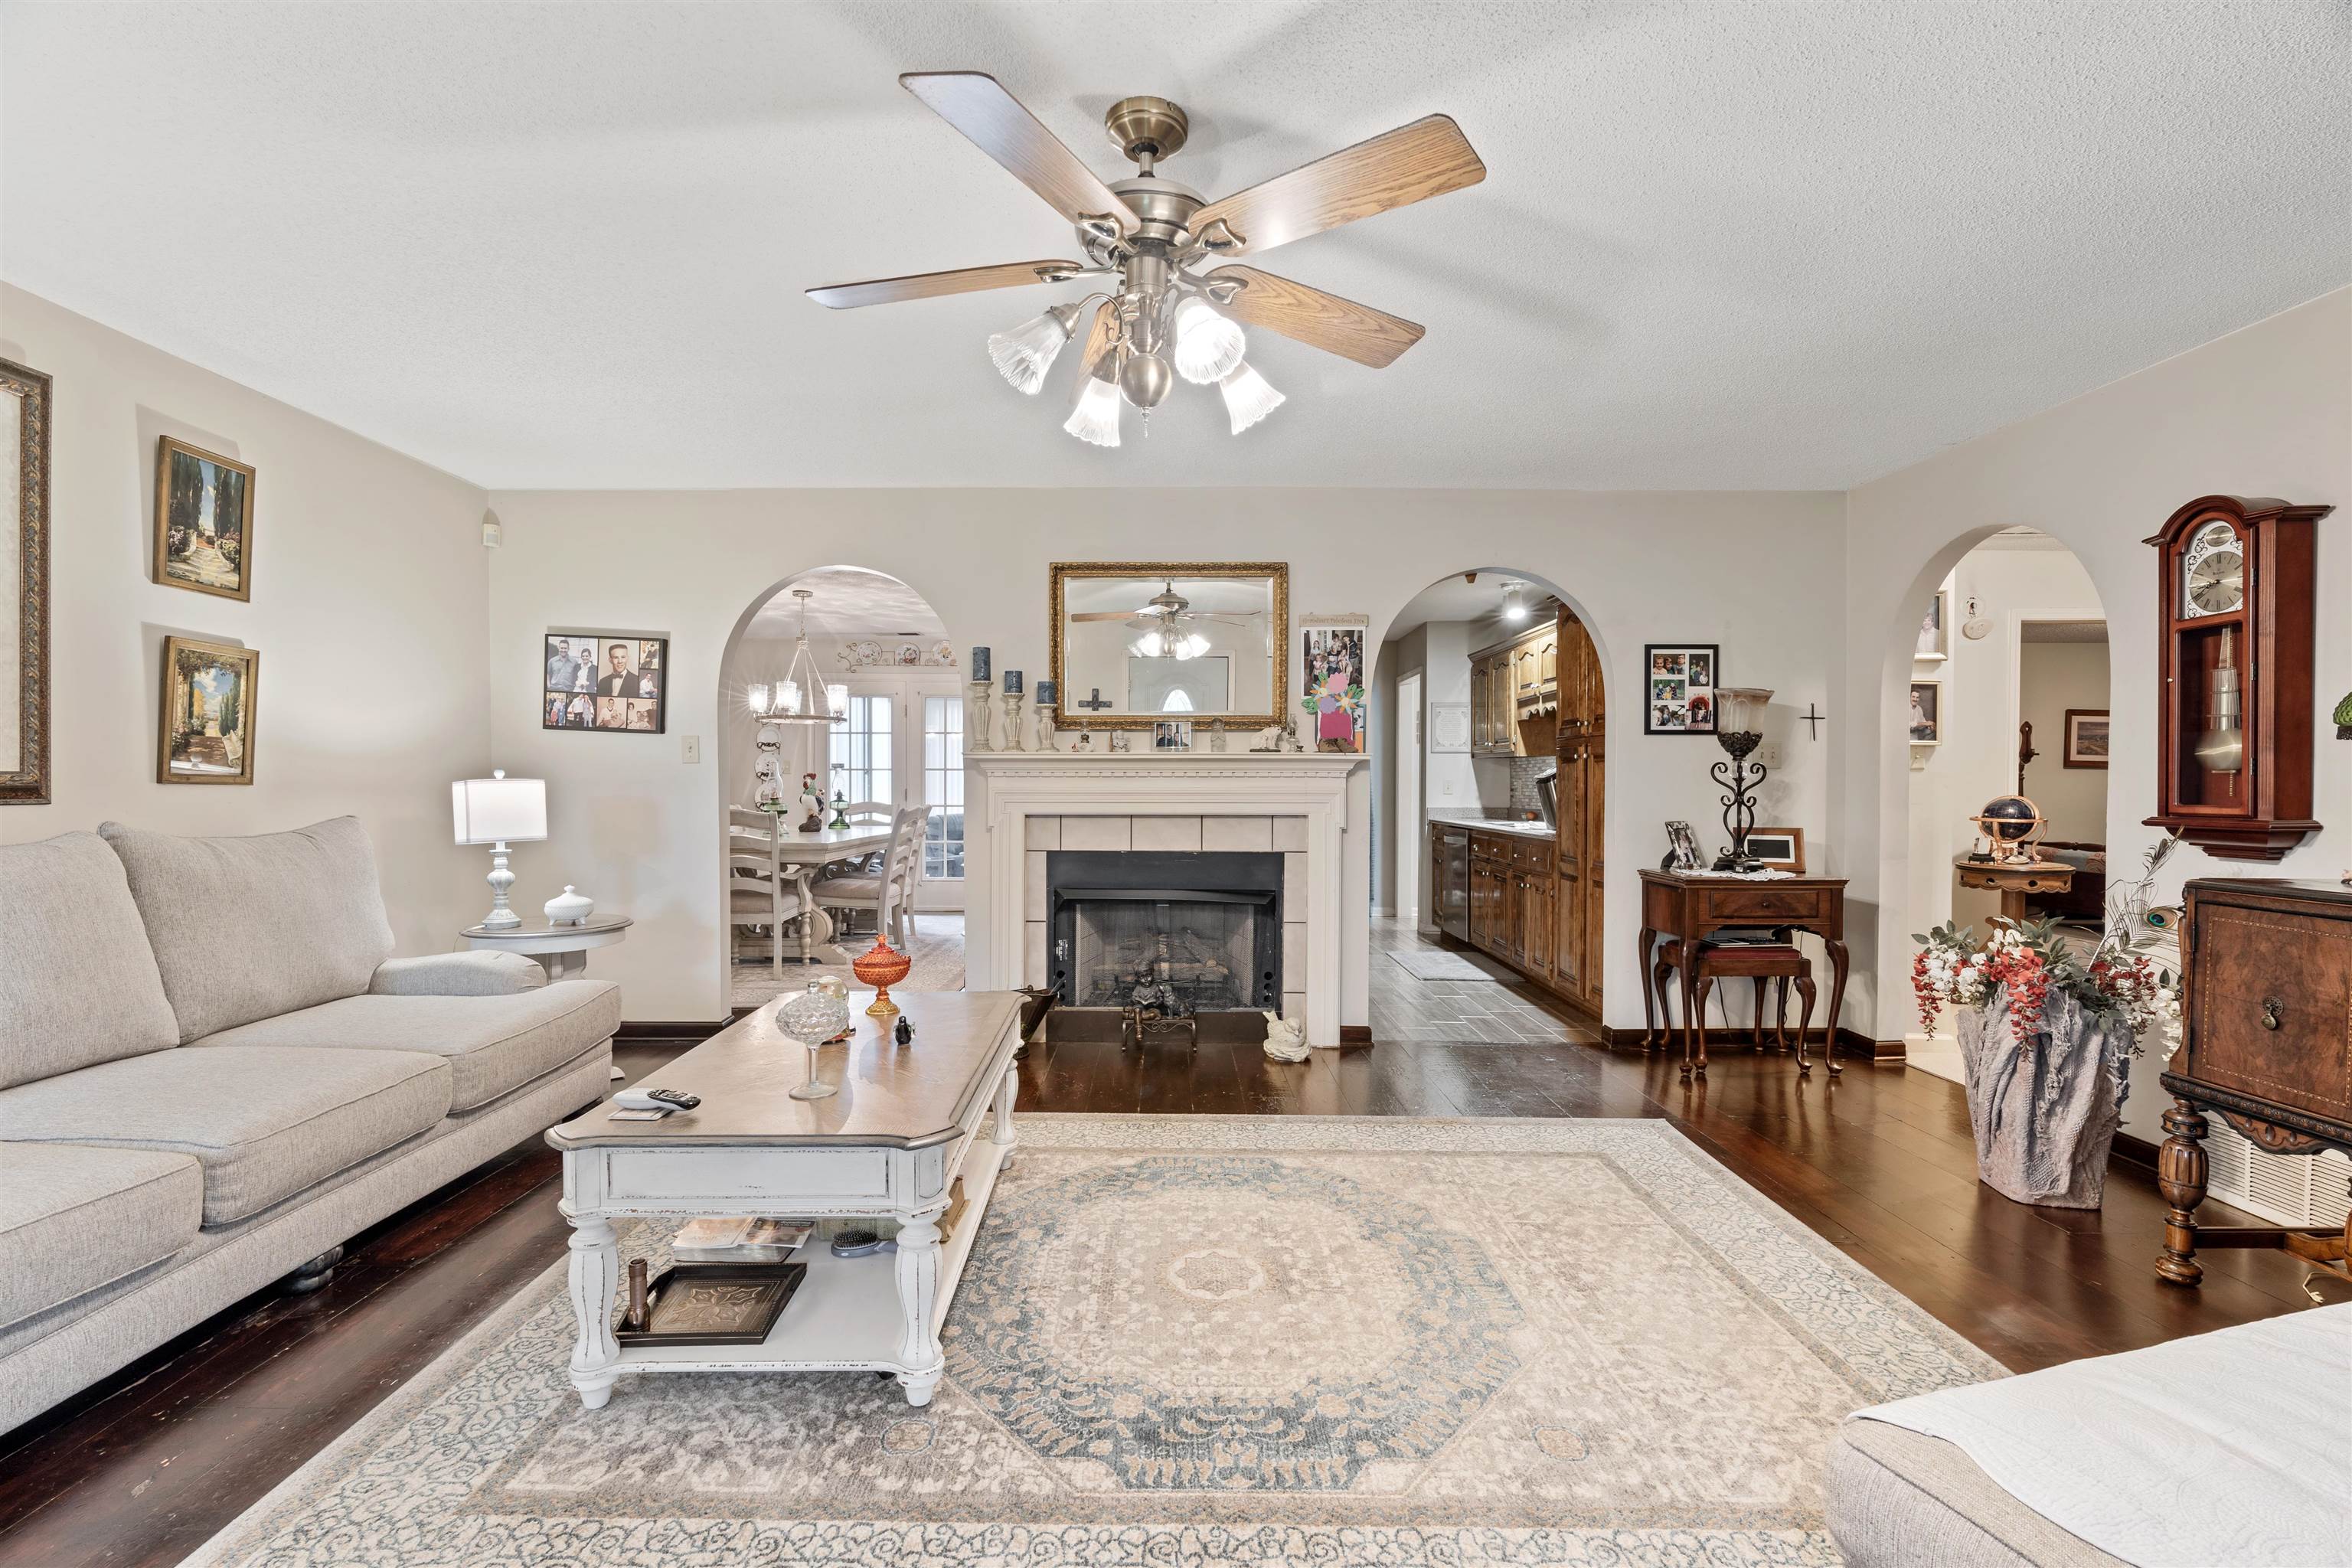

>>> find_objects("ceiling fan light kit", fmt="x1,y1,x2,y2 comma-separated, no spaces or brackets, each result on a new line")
811,73,1485,446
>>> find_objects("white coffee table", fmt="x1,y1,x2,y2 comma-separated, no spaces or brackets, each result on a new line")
545,988,1023,1410
461,913,631,980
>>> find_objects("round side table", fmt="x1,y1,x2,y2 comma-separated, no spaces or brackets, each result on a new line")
460,914,632,981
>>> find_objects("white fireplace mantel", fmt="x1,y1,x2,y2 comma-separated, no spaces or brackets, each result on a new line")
966,752,1368,1046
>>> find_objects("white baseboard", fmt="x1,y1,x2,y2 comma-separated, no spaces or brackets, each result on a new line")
1904,1033,1964,1084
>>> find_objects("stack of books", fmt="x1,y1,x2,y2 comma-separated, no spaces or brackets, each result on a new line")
670,1217,812,1264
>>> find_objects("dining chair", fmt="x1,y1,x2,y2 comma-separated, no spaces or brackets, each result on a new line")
812,805,923,948
727,807,807,974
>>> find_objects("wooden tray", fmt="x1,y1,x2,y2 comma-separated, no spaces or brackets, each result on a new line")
614,1262,805,1347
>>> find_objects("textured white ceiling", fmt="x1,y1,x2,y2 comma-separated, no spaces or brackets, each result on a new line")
742,565,946,641
3,2,2344,491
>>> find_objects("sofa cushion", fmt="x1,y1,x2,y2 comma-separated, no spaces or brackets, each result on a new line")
0,1143,204,1324
0,1047,451,1226
0,832,181,1088
100,817,397,1042
368,950,547,998
192,981,621,1112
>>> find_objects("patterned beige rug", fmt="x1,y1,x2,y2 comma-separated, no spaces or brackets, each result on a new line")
187,1116,2003,1567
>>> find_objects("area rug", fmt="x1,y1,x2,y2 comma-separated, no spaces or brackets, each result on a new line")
1387,946,1520,982
731,913,964,1008
185,1116,2004,1567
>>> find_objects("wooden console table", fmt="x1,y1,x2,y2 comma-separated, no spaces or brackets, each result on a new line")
1637,869,1851,1073
2155,879,2351,1293
547,988,1024,1409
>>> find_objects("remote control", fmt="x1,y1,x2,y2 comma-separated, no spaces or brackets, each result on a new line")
614,1088,701,1112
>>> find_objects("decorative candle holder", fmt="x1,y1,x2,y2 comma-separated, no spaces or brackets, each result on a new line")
1036,701,1060,751
1004,690,1027,751
968,681,995,753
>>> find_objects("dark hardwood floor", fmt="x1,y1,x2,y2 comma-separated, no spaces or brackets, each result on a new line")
2,969,2338,1567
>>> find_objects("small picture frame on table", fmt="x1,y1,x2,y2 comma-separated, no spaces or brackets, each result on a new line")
2063,708,2109,768
1644,644,1719,735
1745,827,1805,873
1152,718,1192,751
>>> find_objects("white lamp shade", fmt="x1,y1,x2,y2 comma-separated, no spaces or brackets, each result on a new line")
1714,688,1775,733
452,774,547,844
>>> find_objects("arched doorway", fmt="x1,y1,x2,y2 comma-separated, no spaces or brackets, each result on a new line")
1370,568,1607,1041
1878,528,2111,1079
717,566,965,1008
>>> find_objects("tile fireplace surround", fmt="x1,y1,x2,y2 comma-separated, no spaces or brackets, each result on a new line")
965,753,1368,1046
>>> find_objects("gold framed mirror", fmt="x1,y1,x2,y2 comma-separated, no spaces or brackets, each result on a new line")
1049,562,1289,731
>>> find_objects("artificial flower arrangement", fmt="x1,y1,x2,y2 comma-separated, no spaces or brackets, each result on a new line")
1912,840,2181,1101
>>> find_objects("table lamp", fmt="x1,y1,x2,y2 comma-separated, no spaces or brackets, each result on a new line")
1708,688,1774,872
452,769,547,929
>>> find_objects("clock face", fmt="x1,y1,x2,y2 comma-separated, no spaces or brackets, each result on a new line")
2181,519,2245,618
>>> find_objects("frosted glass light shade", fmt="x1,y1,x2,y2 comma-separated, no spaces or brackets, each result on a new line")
824,682,849,717
1065,373,1122,447
1217,361,1284,434
1173,296,1246,384
747,682,773,715
1714,687,1775,733
987,305,1076,395
452,771,546,844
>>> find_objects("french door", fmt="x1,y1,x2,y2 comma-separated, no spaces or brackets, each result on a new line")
823,677,964,911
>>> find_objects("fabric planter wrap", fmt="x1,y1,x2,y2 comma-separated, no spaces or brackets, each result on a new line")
1956,985,2134,1209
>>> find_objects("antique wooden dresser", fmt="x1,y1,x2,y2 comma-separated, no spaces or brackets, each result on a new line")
2156,878,2352,1291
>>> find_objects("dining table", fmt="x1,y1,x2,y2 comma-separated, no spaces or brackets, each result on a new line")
729,819,896,965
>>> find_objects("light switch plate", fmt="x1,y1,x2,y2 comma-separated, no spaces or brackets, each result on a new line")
681,735,701,764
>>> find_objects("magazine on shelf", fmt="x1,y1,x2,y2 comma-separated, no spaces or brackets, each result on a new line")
671,1217,812,1263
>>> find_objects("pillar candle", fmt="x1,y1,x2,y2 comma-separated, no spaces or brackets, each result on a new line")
970,646,991,683
1035,678,1057,706
1002,669,1024,695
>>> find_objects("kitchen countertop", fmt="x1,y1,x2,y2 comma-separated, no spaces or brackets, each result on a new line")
1426,811,1555,841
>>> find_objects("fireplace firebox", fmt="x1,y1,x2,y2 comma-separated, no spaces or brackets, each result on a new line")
1046,851,1282,1014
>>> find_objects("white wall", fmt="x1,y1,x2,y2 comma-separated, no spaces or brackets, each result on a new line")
1903,547,2105,939
484,489,1847,1024
2020,640,2111,843
0,287,492,953
1841,286,2350,1134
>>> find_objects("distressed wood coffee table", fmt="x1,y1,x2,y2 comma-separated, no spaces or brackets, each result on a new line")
547,989,1023,1409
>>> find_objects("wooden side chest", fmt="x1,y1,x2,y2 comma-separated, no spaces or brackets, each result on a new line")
2156,878,2352,1291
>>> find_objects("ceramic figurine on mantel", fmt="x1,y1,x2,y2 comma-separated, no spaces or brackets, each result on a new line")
1210,719,1227,752
1073,726,1094,752
1034,678,1061,751
1109,730,1132,753
1001,669,1027,752
967,647,994,753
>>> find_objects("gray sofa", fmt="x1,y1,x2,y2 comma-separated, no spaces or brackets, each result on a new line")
0,817,620,1433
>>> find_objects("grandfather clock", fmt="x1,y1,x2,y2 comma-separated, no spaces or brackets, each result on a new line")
2144,494,2330,860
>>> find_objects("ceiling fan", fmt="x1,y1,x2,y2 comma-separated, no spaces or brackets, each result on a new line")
808,73,1485,446
1069,580,1262,659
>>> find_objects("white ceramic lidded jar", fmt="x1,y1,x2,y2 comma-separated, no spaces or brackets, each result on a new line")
544,886,595,926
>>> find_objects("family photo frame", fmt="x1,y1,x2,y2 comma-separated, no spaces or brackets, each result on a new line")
545,632,668,733
1643,643,1719,734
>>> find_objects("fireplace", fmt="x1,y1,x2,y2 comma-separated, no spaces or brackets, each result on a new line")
1047,851,1282,1013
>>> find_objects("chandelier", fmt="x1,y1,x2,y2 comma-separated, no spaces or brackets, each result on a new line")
747,589,848,726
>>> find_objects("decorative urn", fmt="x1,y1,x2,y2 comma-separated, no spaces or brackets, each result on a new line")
543,885,594,926
851,936,913,1018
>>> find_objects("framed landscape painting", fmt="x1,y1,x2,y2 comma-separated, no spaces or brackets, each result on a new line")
155,436,256,601
1644,643,1719,734
2,359,50,804
159,636,259,784
2063,707,2110,768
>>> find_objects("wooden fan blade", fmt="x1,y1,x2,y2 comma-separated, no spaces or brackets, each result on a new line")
901,72,1140,234
1068,610,1146,622
1191,114,1484,258
807,259,1084,309
1207,264,1425,368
